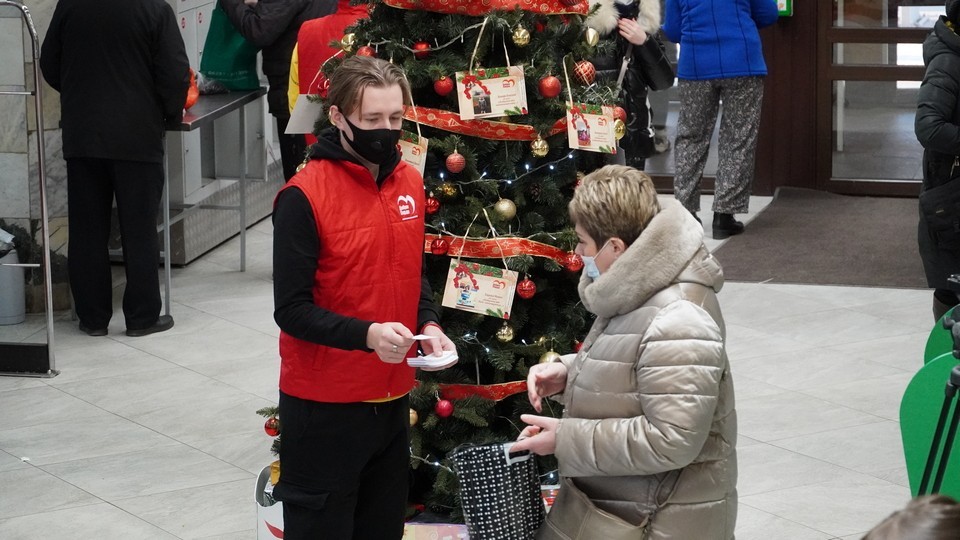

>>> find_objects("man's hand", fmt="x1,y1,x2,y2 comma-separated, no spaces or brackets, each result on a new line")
418,323,458,371
367,322,415,364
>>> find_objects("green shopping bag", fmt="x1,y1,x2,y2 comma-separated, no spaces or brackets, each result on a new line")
199,4,260,91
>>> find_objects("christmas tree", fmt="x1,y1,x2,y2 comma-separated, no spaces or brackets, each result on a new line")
265,0,631,520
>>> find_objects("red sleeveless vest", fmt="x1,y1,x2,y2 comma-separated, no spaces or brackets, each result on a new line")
276,158,425,403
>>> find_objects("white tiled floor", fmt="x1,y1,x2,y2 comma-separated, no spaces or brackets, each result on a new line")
0,195,930,539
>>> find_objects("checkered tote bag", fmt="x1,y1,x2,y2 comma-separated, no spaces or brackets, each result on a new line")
450,442,545,540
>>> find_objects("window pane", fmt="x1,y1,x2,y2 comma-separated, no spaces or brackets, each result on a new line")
835,1,942,29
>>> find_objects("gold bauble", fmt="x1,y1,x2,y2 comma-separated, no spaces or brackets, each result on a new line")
512,26,531,47
340,33,357,52
614,119,626,140
539,350,562,364
493,198,517,221
585,28,600,47
409,408,419,426
496,322,515,342
531,137,549,157
439,182,458,198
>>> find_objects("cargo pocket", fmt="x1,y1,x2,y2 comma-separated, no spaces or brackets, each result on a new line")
272,481,330,511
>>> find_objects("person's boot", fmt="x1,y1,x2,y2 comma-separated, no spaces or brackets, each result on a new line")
712,213,744,239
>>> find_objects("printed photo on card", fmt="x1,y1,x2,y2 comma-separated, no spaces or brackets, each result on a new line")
455,66,528,120
441,260,518,319
566,103,617,154
398,131,428,176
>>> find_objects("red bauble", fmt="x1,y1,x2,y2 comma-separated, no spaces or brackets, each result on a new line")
425,196,440,215
435,399,454,418
434,76,454,96
264,417,280,437
356,45,376,57
446,151,466,173
430,238,450,256
613,106,627,122
413,41,431,59
517,278,537,299
574,61,596,85
573,340,583,352
564,253,584,272
538,75,562,99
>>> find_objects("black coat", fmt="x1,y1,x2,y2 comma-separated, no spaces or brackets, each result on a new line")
916,17,960,289
40,0,189,164
219,0,336,118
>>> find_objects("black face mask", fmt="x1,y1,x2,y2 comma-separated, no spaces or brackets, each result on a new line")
341,115,401,166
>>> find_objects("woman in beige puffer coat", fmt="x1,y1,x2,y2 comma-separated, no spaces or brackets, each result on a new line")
512,165,737,540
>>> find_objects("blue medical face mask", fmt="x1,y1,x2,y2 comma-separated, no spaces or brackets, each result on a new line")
581,240,610,279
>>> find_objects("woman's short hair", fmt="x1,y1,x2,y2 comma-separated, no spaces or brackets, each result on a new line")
326,56,412,117
568,165,660,247
864,495,960,539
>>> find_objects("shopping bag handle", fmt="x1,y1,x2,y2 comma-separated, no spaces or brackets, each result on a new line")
502,442,532,465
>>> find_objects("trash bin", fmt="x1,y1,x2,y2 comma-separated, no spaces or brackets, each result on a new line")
0,249,26,325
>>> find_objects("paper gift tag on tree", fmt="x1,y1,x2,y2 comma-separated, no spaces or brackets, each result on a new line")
456,67,528,120
398,131,429,176
566,103,617,154
441,260,518,319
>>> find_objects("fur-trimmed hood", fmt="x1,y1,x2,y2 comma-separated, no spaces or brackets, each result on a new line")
586,0,661,36
578,198,723,319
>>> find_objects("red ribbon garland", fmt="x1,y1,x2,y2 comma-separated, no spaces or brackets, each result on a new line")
403,106,566,141
438,381,528,401
424,234,571,264
383,0,588,16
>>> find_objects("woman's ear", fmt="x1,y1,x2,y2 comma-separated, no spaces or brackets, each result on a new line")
610,237,627,256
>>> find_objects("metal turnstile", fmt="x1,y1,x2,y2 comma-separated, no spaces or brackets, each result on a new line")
0,0,58,377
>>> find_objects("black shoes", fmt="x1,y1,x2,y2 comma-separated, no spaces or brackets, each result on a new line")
126,315,175,337
713,213,744,240
79,322,107,337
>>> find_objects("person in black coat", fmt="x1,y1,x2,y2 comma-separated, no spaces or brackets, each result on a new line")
219,0,336,180
40,0,189,337
916,0,960,320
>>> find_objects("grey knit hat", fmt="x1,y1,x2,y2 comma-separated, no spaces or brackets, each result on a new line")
948,0,960,23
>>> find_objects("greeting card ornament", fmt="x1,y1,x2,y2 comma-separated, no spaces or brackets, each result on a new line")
430,237,450,255
517,278,536,299
446,151,466,173
340,33,356,52
264,417,280,437
413,41,431,59
613,106,627,121
439,182,458,198
496,322,515,342
574,60,596,85
512,25,531,47
435,399,454,418
493,198,517,220
538,75,562,98
426,195,441,214
614,119,626,140
531,136,549,157
539,350,562,364
410,408,419,426
584,27,600,47
356,45,376,57
434,75,454,96
564,252,584,272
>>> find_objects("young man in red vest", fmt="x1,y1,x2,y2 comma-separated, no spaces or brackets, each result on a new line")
271,55,457,539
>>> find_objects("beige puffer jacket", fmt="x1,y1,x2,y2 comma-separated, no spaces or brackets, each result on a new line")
549,199,736,540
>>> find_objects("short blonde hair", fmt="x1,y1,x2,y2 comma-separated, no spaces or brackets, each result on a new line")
326,56,412,117
568,165,660,247
865,495,960,539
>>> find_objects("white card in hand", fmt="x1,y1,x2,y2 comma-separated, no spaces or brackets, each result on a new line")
407,351,458,368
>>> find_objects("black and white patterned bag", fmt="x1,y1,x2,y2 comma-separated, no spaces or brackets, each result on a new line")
450,442,545,540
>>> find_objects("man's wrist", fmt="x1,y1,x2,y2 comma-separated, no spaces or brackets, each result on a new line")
420,322,443,334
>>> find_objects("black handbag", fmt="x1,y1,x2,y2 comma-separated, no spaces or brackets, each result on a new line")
920,169,960,251
631,35,675,91
449,442,545,540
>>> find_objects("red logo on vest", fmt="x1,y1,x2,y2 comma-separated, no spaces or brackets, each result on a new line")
397,195,418,221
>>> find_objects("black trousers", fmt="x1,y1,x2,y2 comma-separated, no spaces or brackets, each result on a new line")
274,391,410,540
276,116,306,181
66,158,164,330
